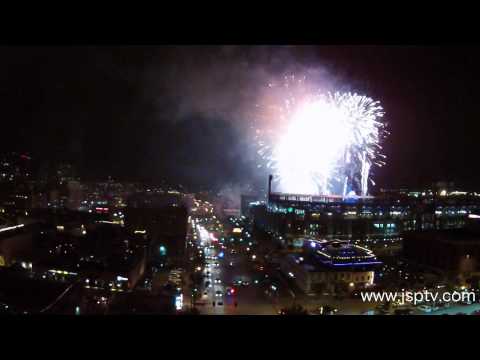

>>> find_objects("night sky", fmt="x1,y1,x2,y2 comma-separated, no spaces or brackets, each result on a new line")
1,46,479,191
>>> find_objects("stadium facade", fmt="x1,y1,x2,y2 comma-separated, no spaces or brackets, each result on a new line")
250,176,480,248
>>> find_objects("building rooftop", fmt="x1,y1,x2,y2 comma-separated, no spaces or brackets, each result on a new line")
287,239,382,272
0,268,69,312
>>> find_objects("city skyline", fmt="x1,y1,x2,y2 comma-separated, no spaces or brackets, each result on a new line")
2,45,480,317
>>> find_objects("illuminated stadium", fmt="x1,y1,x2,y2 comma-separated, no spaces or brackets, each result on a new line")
246,175,480,250
306,239,382,267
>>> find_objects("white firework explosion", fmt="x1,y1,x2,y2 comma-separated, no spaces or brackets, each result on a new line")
255,75,387,196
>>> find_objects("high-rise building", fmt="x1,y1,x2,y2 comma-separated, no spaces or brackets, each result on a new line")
125,193,188,266
0,152,32,184
67,181,83,210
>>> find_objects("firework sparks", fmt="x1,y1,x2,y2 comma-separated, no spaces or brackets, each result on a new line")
255,76,387,197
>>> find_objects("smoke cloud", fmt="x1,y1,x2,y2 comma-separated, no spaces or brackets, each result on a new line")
137,46,349,190
142,46,342,130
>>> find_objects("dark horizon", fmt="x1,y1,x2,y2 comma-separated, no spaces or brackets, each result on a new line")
1,45,479,192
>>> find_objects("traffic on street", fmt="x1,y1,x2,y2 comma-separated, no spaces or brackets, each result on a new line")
188,215,279,315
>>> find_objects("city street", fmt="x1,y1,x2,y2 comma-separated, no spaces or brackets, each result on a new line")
188,215,480,316
189,216,382,315
190,220,277,315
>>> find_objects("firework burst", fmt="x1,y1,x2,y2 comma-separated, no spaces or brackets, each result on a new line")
255,75,387,196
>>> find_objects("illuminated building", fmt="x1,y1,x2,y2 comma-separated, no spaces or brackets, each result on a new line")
0,152,32,184
250,176,480,246
241,194,263,218
0,222,30,267
55,162,76,183
279,239,381,294
0,153,34,215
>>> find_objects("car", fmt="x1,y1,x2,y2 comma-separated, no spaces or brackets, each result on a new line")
217,301,223,306
317,305,338,315
350,291,361,299
215,290,223,297
214,278,222,284
242,281,250,286
214,262,220,268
